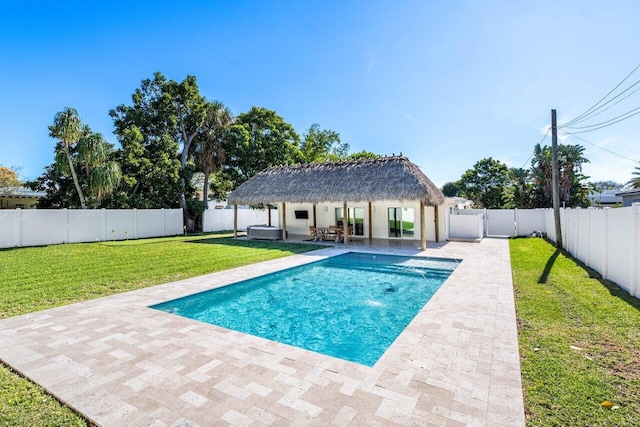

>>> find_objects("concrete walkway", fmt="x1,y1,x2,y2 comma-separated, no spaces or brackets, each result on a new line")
0,238,524,426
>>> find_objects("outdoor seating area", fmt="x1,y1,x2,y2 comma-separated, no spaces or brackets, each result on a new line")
308,225,353,242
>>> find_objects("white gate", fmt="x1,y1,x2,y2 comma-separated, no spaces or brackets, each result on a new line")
485,209,516,236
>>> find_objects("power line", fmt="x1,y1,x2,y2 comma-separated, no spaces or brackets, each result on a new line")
559,109,640,134
559,131,640,164
520,127,550,169
559,82,640,127
560,63,640,128
563,105,640,130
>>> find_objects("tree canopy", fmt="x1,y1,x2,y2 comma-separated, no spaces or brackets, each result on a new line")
0,166,20,196
224,106,301,188
454,144,591,209
109,72,191,209
35,109,121,208
299,124,348,163
32,72,383,218
456,157,510,208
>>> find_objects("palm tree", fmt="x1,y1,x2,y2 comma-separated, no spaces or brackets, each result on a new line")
78,131,122,206
193,101,233,208
49,108,86,208
627,166,640,189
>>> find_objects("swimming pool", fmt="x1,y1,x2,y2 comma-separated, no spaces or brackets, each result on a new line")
151,252,459,366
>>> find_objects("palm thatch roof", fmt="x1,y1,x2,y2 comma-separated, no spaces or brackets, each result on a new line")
227,155,444,206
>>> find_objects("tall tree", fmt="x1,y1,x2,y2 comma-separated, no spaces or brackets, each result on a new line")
34,125,121,208
502,167,532,208
163,76,207,217
225,106,301,187
192,101,233,208
456,157,510,208
49,107,86,208
530,143,590,207
627,167,640,189
77,132,122,205
299,124,348,163
109,72,192,209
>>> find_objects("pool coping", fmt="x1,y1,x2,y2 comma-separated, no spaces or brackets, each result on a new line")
0,238,525,426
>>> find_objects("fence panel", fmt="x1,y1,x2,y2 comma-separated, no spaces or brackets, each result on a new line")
587,210,606,273
137,210,163,239
21,210,64,247
448,214,484,240
606,208,632,292
164,209,184,236
0,210,18,248
515,209,546,236
0,208,182,248
573,209,591,263
67,210,105,243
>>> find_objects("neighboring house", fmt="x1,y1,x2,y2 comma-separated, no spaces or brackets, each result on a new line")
0,188,45,209
615,188,640,207
588,189,623,207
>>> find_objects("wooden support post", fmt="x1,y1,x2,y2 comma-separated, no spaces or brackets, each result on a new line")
434,204,440,242
268,205,272,227
313,204,317,228
282,202,287,241
420,201,426,250
343,201,348,245
233,204,238,238
368,202,373,241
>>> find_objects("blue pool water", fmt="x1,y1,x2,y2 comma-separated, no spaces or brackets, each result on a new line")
151,252,458,366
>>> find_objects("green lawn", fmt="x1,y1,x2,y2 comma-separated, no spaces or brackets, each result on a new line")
510,238,640,426
0,233,317,426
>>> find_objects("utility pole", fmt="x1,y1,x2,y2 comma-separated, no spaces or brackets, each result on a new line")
551,109,563,249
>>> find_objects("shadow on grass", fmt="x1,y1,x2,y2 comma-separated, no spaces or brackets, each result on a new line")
538,249,560,284
572,255,640,314
187,237,319,254
535,238,640,313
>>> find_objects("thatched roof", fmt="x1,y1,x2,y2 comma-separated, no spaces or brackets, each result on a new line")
227,155,444,206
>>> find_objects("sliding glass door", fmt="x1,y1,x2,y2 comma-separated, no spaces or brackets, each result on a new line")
388,207,415,239
335,207,364,236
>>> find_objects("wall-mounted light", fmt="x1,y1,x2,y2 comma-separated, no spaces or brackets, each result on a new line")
324,206,328,212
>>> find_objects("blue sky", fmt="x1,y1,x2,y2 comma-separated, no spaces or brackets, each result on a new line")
2,0,639,187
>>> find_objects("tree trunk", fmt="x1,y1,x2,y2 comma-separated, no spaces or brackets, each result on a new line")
65,146,86,209
203,172,210,209
179,131,197,229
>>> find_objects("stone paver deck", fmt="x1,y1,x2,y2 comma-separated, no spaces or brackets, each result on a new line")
0,238,524,426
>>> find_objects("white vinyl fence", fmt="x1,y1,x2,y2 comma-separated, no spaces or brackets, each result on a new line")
0,208,183,248
448,213,484,240
449,204,640,298
202,208,278,233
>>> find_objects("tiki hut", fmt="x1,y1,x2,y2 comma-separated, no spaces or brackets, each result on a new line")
226,155,444,249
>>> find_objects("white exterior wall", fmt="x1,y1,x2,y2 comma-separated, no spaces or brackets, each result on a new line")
0,208,183,249
280,200,438,241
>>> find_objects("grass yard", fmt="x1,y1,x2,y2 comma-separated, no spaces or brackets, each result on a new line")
510,238,640,426
0,233,317,427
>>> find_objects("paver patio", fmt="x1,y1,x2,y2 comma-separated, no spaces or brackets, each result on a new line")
0,238,524,426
